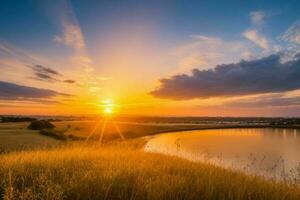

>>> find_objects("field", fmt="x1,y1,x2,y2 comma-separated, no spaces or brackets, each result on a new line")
53,120,214,139
0,123,61,152
1,121,300,200
0,120,211,151
2,120,298,150
1,141,300,200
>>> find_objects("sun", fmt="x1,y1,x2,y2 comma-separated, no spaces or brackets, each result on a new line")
104,107,112,114
101,98,115,115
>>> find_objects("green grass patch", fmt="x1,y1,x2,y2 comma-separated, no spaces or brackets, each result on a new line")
0,123,61,152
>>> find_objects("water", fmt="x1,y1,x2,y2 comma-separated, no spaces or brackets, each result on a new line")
145,128,300,181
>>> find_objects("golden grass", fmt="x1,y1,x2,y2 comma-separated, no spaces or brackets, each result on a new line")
1,140,300,200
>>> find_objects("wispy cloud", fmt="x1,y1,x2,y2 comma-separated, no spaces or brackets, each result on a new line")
225,93,300,108
0,98,61,105
54,21,85,51
249,10,266,25
0,42,43,64
50,1,88,57
34,72,58,82
27,64,76,84
280,21,300,44
47,0,105,91
243,29,269,51
29,64,62,76
0,42,67,85
28,64,61,82
172,35,246,73
241,11,282,57
64,79,76,84
282,21,300,44
279,20,300,60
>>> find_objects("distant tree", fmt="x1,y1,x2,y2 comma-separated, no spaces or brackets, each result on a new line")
1,116,36,122
27,120,55,130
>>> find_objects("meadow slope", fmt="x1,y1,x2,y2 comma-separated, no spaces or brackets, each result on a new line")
1,141,300,200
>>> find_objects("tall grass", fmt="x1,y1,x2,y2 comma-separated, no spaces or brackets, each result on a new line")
0,141,299,200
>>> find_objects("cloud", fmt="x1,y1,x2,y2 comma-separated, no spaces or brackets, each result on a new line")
0,81,71,100
172,35,246,72
243,29,269,50
27,64,78,84
50,0,86,53
242,11,281,57
34,72,58,82
30,64,62,76
47,0,98,86
0,98,61,104
279,21,300,60
54,22,85,51
150,54,300,100
225,94,300,108
250,11,265,25
0,42,79,85
28,64,62,82
0,42,43,64
280,21,300,45
64,79,76,84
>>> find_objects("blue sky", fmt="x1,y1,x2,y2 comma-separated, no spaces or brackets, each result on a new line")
0,0,300,116
0,1,298,54
0,0,298,46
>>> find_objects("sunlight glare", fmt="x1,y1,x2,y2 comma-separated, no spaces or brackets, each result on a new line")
104,107,112,114
101,98,114,115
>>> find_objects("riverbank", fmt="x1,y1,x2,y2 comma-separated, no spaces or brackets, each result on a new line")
1,120,299,152
1,140,300,200
51,120,300,140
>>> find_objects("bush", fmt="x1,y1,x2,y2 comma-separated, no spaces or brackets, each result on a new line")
67,134,84,141
39,129,67,140
27,120,55,130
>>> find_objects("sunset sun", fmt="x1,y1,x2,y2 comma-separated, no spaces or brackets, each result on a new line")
104,107,112,114
101,99,115,115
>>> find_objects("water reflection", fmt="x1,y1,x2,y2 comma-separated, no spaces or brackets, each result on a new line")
145,128,300,181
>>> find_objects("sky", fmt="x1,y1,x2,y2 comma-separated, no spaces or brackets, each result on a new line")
0,0,300,117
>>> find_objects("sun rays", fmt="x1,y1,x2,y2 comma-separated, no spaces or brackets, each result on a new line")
85,98,125,144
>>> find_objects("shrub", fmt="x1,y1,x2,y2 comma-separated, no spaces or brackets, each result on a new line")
27,120,55,130
39,129,67,140
67,134,84,141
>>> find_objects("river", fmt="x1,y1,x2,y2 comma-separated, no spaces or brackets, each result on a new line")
145,128,300,181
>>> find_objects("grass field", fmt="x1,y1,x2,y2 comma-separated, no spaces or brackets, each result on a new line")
0,123,61,152
1,120,297,149
1,140,300,200
1,121,300,200
0,120,209,151
52,120,213,139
